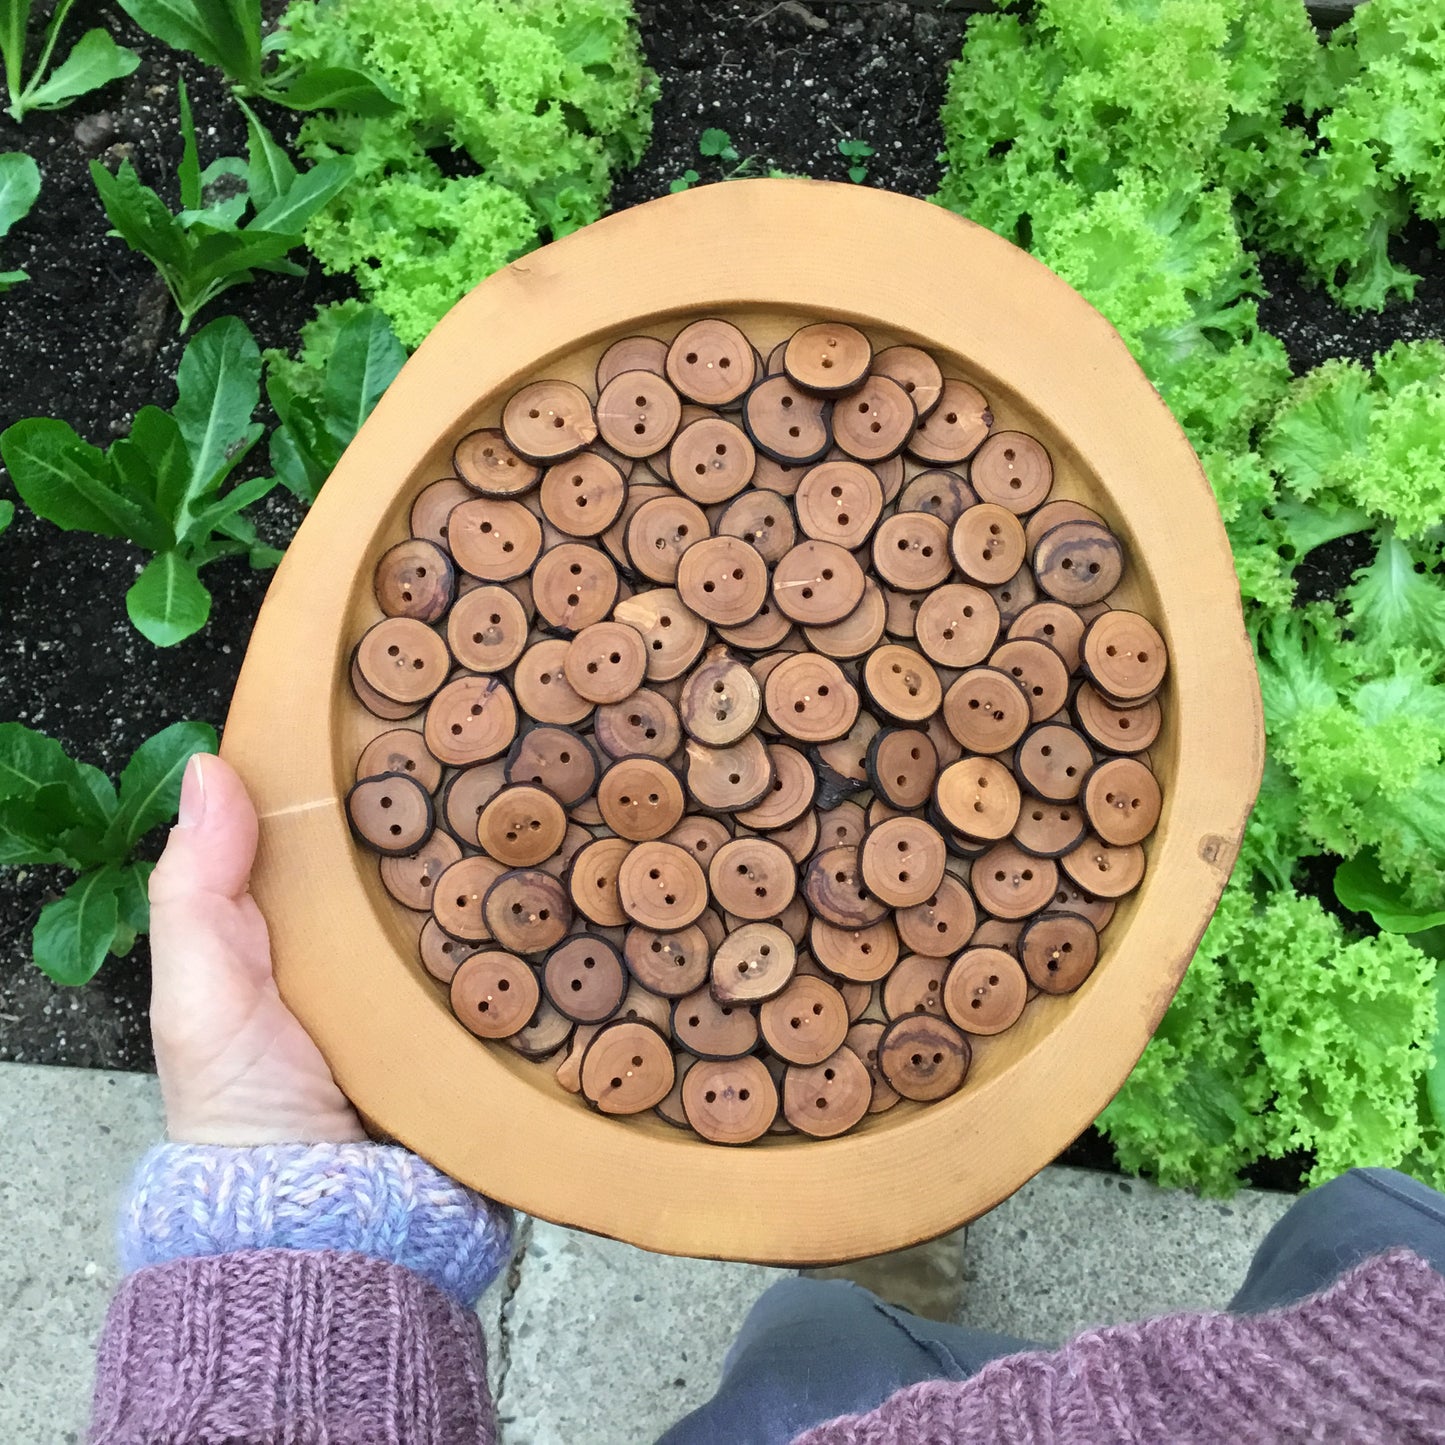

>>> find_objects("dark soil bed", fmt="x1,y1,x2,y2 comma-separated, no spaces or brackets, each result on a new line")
1,1,1442,1188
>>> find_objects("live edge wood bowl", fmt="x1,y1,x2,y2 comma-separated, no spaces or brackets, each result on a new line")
222,180,1263,1265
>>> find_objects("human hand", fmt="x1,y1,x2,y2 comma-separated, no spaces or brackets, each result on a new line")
148,753,366,1146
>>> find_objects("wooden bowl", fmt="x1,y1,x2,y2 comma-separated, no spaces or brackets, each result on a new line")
223,180,1263,1264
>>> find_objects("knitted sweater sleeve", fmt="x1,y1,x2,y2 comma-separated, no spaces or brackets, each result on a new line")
90,1143,512,1445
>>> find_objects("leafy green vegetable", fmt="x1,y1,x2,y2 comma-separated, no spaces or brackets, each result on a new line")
0,149,39,289
278,0,658,346
1335,853,1445,937
838,137,873,184
1,0,138,123
0,500,13,533
264,300,406,505
699,128,739,163
115,0,396,114
0,316,277,647
90,80,352,332
0,720,215,985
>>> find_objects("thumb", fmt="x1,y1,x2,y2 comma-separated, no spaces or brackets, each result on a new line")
149,753,258,905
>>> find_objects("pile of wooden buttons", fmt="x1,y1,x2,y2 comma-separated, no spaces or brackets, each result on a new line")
347,317,1169,1146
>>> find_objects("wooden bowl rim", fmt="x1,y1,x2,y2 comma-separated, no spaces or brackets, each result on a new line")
222,179,1263,1264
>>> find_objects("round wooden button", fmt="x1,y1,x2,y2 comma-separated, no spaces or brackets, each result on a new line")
543,935,628,1023
971,841,1060,919
881,951,951,1020
561,621,647,704
905,378,991,465
714,487,796,566
539,451,626,536
669,417,756,504
794,460,884,550
866,727,937,810
676,536,769,627
579,1020,675,1115
623,922,710,997
876,1014,970,1101
1082,757,1162,846
1073,682,1162,753
1020,912,1100,994
409,477,473,548
803,578,887,661
1025,498,1105,555
783,321,871,394
951,503,1027,586
612,589,708,683
508,999,574,1060
760,974,850,1066
446,584,529,673
943,947,1029,1035
843,1020,901,1114
1048,877,1117,931
596,755,686,841
374,538,454,623
453,428,542,497
934,756,1021,841
871,344,943,417
424,675,518,766
871,512,952,591
880,584,923,639
447,497,543,582
734,744,815,829
483,868,573,954
782,1047,871,1137
439,760,506,840
502,379,597,463
1015,723,1094,801
567,836,632,926
597,334,668,390
432,855,506,941
347,772,433,856
710,923,796,1004
708,838,797,921
716,596,794,653
763,652,858,743
862,645,943,724
512,640,593,726
595,369,683,458
531,543,620,633
771,540,865,625
1012,795,1088,858
1009,601,1087,673
617,841,708,931
350,660,421,723
684,734,774,811
356,617,450,705
808,914,898,982
987,565,1038,627
763,809,820,867
450,950,541,1039
831,375,916,462
1033,520,1123,606
625,494,711,585
544,822,594,879
476,783,567,865
897,468,977,524
896,872,978,958
666,318,756,407
742,374,832,464
357,728,442,795
941,667,1031,754
989,637,1070,723
803,845,889,929
420,915,476,983
859,816,946,908
969,431,1053,513
664,815,733,869
1082,612,1168,703
672,985,760,1059
914,584,1000,668
595,688,682,761
506,724,597,806
970,917,1023,956
555,1022,602,1095
681,1056,776,1144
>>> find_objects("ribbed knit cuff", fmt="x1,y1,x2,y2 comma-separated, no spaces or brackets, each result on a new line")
118,1143,512,1309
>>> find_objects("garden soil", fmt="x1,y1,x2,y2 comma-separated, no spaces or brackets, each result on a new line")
1,1,1442,1187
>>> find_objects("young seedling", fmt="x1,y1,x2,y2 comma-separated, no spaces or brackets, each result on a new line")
90,82,352,332
838,138,874,185
0,149,40,288
0,719,215,984
669,168,700,194
699,128,741,164
0,0,139,123
1,315,279,647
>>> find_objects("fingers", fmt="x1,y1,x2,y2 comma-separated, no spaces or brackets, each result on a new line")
149,753,259,905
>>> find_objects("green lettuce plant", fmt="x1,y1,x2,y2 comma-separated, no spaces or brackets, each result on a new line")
0,149,39,288
1,0,138,123
0,720,215,984
0,316,277,646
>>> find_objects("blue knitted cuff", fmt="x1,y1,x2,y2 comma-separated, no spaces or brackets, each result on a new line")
117,1143,513,1309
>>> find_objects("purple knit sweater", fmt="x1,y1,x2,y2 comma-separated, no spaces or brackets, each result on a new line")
91,1144,1445,1444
